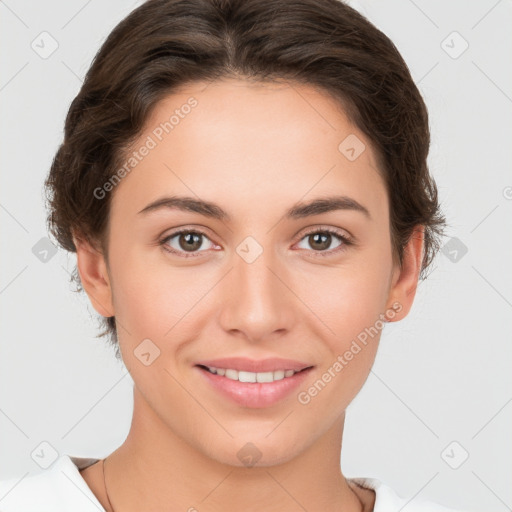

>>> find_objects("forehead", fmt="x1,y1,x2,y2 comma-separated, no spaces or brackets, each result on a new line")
110,78,386,222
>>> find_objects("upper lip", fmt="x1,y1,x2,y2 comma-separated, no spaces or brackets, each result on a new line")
195,357,314,373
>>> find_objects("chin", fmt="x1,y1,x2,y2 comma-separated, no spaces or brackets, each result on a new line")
199,433,309,469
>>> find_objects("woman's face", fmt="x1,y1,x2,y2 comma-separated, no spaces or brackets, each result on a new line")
81,78,419,467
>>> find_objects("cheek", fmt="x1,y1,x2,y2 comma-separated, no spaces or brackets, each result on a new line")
295,274,386,418
109,243,201,333
292,248,392,390
297,253,391,339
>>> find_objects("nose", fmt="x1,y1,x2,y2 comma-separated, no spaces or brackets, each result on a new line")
217,244,296,343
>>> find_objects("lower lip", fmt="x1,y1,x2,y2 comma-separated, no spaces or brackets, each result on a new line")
196,366,314,408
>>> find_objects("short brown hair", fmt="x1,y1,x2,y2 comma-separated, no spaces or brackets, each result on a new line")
44,0,446,357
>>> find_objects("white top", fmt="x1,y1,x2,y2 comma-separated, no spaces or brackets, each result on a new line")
0,454,466,511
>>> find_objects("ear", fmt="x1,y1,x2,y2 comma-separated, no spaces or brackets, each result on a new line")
385,225,424,322
73,233,114,318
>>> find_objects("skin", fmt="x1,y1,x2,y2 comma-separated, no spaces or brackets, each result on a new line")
74,78,424,512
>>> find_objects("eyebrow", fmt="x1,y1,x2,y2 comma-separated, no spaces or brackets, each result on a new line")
137,194,371,221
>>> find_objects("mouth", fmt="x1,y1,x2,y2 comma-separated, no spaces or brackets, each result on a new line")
194,363,315,408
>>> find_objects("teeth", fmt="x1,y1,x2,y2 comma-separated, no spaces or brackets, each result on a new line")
256,371,274,383
205,366,302,383
225,368,238,380
239,371,257,383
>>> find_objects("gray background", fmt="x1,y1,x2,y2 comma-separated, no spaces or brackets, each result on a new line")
1,1,511,510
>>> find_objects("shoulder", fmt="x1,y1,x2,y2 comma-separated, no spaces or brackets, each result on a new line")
349,476,468,512
0,454,104,512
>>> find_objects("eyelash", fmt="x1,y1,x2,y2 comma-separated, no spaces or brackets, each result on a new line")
159,227,354,259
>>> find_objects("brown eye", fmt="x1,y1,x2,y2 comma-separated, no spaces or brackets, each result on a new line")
160,229,215,257
296,228,353,257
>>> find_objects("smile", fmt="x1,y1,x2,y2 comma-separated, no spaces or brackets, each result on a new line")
195,364,314,408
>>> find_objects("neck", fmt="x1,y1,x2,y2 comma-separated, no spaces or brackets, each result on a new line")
102,386,368,512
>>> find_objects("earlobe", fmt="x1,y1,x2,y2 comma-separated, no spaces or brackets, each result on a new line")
385,225,425,322
73,234,114,318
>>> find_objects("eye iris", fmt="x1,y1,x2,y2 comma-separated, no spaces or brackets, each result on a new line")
310,232,331,251
179,232,202,252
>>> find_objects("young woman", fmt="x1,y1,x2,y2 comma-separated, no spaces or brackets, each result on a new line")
0,0,467,510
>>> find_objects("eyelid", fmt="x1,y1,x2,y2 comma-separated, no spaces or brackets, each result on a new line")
295,224,354,243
